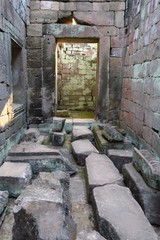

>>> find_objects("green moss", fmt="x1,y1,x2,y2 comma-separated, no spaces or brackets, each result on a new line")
69,111,94,119
42,137,51,146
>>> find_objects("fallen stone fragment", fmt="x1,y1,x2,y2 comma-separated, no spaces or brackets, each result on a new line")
102,124,123,142
51,129,66,146
77,230,106,240
0,162,32,197
133,148,160,190
108,149,133,172
86,153,123,201
6,142,77,175
123,163,160,225
71,139,99,166
52,117,66,132
72,126,93,141
93,184,158,240
22,128,40,142
13,172,76,240
93,126,132,154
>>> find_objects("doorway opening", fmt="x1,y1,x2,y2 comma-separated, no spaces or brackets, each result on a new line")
56,39,98,118
11,40,25,115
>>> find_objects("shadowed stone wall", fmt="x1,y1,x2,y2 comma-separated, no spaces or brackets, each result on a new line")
27,0,125,123
0,0,29,164
120,0,160,155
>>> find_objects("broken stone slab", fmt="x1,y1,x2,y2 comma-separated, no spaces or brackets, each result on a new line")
71,139,99,166
13,172,76,240
93,126,132,154
123,163,160,225
77,230,106,240
52,117,66,132
102,124,123,142
22,128,40,142
133,148,160,190
32,171,71,209
50,129,66,146
0,162,32,197
107,149,133,172
86,152,123,202
6,142,77,175
93,184,158,240
72,126,94,141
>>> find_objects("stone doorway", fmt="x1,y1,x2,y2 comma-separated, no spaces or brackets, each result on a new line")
56,40,98,118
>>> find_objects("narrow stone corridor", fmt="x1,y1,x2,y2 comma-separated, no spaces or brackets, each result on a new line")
0,118,160,239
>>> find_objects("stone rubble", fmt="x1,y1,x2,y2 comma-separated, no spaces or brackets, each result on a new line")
0,162,32,197
107,149,133,172
71,139,99,166
123,163,160,225
133,148,160,190
85,152,123,201
93,184,158,240
72,126,94,142
6,142,77,175
12,171,76,240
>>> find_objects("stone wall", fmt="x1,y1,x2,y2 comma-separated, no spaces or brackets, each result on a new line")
120,0,160,155
57,42,97,111
27,0,125,123
0,0,29,164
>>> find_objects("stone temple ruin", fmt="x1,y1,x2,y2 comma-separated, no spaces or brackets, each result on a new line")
0,0,160,239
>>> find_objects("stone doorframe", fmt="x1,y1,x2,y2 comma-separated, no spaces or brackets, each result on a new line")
43,24,110,120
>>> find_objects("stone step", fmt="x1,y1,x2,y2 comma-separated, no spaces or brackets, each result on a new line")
72,126,93,141
133,148,160,190
93,184,158,240
0,162,32,197
123,163,160,225
85,152,123,201
71,139,99,166
107,149,133,172
6,142,77,175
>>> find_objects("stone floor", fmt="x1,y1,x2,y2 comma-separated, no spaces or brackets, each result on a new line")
1,129,160,239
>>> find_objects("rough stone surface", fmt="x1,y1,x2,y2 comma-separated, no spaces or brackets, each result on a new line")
93,184,158,240
72,126,94,141
71,139,99,166
102,125,123,142
12,172,76,240
123,163,160,225
51,129,66,146
133,148,160,190
0,162,32,197
52,117,66,132
6,142,77,175
22,128,40,142
86,152,123,201
93,126,132,154
0,191,9,215
77,230,106,240
108,149,133,172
